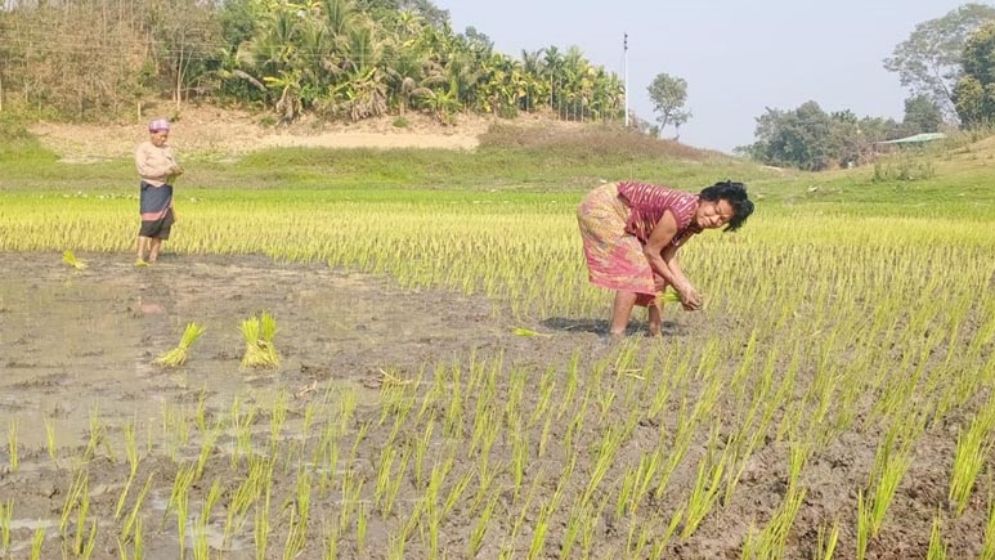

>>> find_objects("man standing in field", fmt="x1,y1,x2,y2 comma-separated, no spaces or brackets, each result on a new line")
134,118,183,266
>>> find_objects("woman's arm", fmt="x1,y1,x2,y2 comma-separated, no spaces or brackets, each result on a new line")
662,244,701,310
644,212,702,309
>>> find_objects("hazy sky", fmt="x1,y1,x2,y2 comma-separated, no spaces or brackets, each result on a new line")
434,0,972,152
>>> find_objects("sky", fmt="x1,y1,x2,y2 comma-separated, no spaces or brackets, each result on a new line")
434,0,972,153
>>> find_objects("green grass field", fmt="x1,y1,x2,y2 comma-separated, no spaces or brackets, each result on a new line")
1,121,994,558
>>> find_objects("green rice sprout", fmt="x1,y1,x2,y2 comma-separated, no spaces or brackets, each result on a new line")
814,518,840,560
981,491,995,559
6,420,18,472
856,490,870,560
240,312,281,368
120,472,155,544
0,500,12,557
44,418,57,464
30,527,45,560
927,515,947,560
154,323,206,367
512,327,552,337
62,249,87,270
467,494,498,557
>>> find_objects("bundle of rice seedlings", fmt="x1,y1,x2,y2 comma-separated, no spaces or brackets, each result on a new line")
660,290,681,304
512,327,552,338
154,323,206,367
240,312,280,368
62,250,87,270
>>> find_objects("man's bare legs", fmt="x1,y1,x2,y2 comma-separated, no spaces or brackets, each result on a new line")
148,238,163,263
136,236,150,265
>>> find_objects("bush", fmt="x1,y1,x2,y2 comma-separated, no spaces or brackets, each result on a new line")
872,153,936,182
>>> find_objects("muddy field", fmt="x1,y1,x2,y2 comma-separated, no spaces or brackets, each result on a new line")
0,252,987,559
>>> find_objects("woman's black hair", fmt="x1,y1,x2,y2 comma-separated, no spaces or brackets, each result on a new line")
699,180,754,232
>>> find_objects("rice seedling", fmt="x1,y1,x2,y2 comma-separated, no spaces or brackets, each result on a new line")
193,525,209,560
337,473,364,534
355,503,368,557
560,501,595,560
6,420,17,472
927,515,947,560
740,486,807,559
625,519,653,559
856,490,870,560
269,392,288,451
413,418,435,488
79,518,98,560
82,409,113,463
981,491,995,560
194,425,220,480
444,364,464,437
44,417,57,464
0,500,11,557
255,486,272,560
118,514,146,560
71,477,92,557
681,432,729,539
154,323,206,367
120,472,156,545
868,445,912,537
323,522,339,560
240,312,280,368
814,518,840,560
29,527,45,560
467,493,499,557
510,432,530,501
194,389,208,433
60,468,89,535
949,399,995,515
649,506,686,559
62,249,87,270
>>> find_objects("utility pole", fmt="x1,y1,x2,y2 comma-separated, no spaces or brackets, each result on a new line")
623,33,629,127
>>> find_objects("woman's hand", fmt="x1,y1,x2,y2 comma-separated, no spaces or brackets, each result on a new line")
677,283,703,311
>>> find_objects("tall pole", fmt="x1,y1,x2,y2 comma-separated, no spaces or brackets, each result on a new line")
623,33,629,127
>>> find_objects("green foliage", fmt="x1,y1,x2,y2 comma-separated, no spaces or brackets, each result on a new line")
955,22,995,126
746,101,905,170
904,94,945,133
0,0,623,124
885,3,995,115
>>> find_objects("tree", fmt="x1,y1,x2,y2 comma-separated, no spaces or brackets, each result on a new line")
954,22,995,126
746,102,904,169
884,3,995,117
646,72,690,138
903,94,944,133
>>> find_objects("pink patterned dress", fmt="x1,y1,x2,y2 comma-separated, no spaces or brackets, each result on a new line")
576,181,701,304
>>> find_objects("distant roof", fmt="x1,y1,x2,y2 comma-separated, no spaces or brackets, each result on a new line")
876,132,947,145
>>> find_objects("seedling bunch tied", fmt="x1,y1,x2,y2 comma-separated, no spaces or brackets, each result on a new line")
154,323,206,367
240,312,280,368
62,250,87,270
